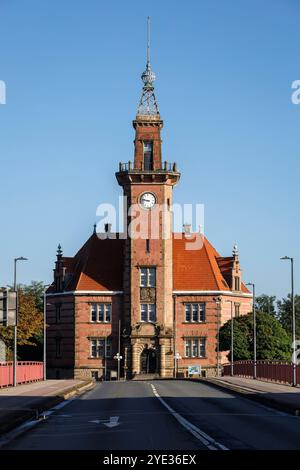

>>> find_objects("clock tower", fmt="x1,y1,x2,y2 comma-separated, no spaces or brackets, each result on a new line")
116,19,180,377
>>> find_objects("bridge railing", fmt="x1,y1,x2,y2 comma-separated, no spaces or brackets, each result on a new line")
223,360,300,385
0,361,43,387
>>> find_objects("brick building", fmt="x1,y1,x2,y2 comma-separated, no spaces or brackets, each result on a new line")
46,49,252,380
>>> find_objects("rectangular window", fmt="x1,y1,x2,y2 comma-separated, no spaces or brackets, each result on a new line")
140,267,156,287
185,338,206,358
90,303,112,323
55,338,62,358
141,304,148,322
185,303,206,322
185,340,191,358
234,303,240,317
234,276,240,291
185,304,191,322
140,304,156,322
90,338,112,358
192,304,198,322
143,141,153,170
91,304,97,322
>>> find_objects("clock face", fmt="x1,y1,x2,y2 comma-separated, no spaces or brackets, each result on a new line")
139,192,156,209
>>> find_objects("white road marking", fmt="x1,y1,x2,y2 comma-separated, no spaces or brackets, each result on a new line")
89,416,120,428
150,383,228,451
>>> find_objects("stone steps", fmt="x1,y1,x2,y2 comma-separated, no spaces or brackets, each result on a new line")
132,373,159,381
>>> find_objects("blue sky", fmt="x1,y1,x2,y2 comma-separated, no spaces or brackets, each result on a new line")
0,0,299,300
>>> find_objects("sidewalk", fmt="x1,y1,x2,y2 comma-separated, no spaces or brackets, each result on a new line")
205,376,300,415
0,379,94,435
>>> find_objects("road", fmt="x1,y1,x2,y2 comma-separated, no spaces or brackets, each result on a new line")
2,380,300,450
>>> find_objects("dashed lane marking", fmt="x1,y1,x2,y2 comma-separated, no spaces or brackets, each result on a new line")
150,383,228,451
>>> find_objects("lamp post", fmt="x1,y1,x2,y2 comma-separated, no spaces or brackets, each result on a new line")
175,352,182,378
13,257,28,387
43,284,50,381
114,353,122,381
280,256,296,387
214,296,222,377
246,282,256,380
225,300,234,376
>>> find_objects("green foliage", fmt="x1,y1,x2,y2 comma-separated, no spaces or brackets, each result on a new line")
0,282,44,358
255,294,277,317
277,294,300,340
219,311,291,361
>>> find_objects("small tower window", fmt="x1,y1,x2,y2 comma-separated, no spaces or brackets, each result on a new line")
143,141,153,170
234,276,240,291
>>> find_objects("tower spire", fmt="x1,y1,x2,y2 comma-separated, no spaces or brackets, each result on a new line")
137,17,160,118
147,15,150,65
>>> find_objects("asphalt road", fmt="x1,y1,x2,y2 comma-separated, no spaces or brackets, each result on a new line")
2,380,300,450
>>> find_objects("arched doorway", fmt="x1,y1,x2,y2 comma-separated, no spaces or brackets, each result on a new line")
140,346,157,374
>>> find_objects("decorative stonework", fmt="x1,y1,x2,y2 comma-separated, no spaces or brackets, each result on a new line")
140,287,156,302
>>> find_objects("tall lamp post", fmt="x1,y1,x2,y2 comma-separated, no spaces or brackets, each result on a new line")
13,257,28,387
246,282,256,380
214,296,222,377
280,256,296,387
43,284,50,381
175,352,182,378
225,300,234,376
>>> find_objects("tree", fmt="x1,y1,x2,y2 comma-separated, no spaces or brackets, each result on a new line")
277,295,300,340
255,294,277,317
0,286,43,359
219,311,291,361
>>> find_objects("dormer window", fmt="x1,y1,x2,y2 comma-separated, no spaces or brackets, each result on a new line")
143,141,153,170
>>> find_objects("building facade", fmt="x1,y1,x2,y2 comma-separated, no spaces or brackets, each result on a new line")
46,51,252,380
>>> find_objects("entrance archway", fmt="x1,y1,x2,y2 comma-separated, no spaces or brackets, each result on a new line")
140,346,157,374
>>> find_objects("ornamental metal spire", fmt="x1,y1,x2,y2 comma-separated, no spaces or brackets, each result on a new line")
137,17,160,118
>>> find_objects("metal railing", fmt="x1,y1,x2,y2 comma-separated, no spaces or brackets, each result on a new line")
118,161,178,172
0,361,43,387
223,360,300,386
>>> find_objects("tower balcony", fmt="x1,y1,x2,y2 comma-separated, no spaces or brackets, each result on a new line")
118,161,178,173
116,161,180,186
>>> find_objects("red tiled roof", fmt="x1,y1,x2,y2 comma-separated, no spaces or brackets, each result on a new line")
56,233,249,293
64,234,124,291
173,234,230,291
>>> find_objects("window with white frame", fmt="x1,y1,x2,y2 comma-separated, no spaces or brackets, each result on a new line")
140,267,156,287
90,338,112,358
90,303,111,323
184,338,206,358
140,304,156,322
185,303,206,322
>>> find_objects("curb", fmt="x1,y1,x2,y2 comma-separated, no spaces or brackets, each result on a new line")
0,380,95,436
201,378,300,416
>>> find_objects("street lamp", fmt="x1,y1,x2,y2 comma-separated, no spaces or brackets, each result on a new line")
43,284,50,381
214,296,222,377
225,300,234,377
280,256,296,387
13,257,28,387
175,352,182,378
246,282,256,380
113,353,122,381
